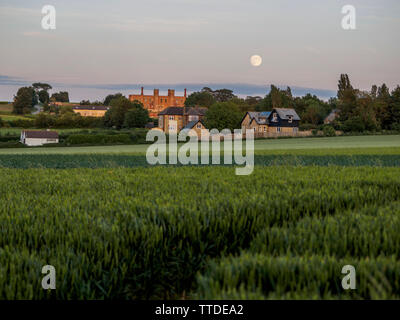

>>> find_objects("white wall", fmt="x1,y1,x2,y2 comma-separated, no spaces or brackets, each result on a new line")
24,138,59,147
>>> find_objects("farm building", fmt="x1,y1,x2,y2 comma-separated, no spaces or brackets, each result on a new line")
20,130,59,146
72,106,110,117
241,108,301,136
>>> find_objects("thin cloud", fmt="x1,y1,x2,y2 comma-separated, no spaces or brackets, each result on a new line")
21,31,56,38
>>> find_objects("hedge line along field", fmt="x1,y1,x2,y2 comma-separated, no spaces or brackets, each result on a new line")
1,166,400,299
0,148,400,168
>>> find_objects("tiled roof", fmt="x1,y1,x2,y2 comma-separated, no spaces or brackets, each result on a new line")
23,130,59,139
183,120,205,130
159,107,207,116
248,111,271,125
274,108,301,121
159,106,185,115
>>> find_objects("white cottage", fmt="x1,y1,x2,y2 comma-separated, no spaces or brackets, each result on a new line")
20,130,59,146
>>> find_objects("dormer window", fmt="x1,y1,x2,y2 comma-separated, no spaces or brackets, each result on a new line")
272,113,278,122
288,115,293,123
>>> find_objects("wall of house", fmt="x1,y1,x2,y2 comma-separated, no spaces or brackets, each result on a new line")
163,115,185,133
188,122,208,137
241,114,252,130
73,110,107,117
24,138,59,146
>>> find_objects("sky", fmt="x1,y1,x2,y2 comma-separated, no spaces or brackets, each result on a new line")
0,0,399,101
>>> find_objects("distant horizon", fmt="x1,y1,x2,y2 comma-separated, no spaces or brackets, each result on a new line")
0,77,341,102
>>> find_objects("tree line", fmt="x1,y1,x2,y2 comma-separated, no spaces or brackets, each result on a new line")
183,75,400,132
9,75,400,133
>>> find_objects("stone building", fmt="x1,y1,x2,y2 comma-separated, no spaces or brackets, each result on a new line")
129,87,187,118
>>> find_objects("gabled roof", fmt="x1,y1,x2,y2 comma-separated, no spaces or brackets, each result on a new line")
183,120,205,130
73,106,110,111
273,108,300,121
159,106,207,116
159,106,185,115
245,111,271,125
23,130,59,139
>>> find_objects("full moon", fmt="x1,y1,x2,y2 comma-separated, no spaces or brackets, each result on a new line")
250,55,262,67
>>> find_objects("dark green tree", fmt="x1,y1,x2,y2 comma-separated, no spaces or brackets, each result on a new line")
38,90,50,104
204,101,242,131
123,103,150,128
51,91,69,102
185,91,215,108
13,86,37,114
104,93,124,106
389,86,400,129
104,97,136,129
32,83,52,93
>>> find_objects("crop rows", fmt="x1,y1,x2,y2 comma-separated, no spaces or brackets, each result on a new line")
0,153,400,168
0,166,399,299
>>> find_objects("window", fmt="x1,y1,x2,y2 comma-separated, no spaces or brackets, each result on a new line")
272,113,278,122
189,115,199,121
169,116,174,120
264,126,267,132
159,116,164,129
196,123,202,129
277,127,281,132
288,115,293,123
293,127,298,133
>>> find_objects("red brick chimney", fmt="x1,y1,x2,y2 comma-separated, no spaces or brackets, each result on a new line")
184,88,187,98
141,87,144,95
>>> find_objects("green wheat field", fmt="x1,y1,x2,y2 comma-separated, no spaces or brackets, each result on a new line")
0,135,400,299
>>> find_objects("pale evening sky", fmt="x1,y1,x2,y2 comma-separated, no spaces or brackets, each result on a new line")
0,0,399,101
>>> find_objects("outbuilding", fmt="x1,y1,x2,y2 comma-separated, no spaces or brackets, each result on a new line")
20,130,59,146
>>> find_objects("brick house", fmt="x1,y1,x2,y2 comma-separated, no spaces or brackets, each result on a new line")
241,108,301,136
157,106,207,134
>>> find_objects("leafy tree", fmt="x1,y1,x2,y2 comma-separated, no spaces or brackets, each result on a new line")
337,74,357,122
389,86,400,129
255,85,293,111
204,101,242,131
213,89,236,102
104,97,137,129
32,83,52,92
322,125,336,137
374,84,391,129
302,103,325,125
13,87,37,114
337,74,353,101
104,93,124,106
185,90,215,108
51,91,69,103
123,103,150,128
38,90,50,104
